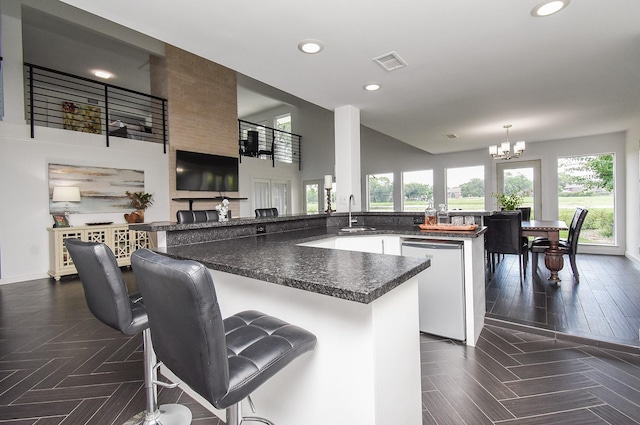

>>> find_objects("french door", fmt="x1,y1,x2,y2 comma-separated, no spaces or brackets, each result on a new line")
253,178,289,215
496,160,541,219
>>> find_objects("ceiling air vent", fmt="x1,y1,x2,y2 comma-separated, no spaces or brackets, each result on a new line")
373,51,407,71
443,134,459,140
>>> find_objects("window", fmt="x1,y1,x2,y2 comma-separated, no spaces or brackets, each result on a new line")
497,160,541,219
274,113,292,163
304,180,321,213
446,166,485,210
402,170,433,211
557,154,615,245
367,173,394,211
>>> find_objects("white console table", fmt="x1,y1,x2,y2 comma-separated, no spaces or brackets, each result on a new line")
48,223,150,280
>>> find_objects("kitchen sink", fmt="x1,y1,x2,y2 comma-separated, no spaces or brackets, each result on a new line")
340,226,376,232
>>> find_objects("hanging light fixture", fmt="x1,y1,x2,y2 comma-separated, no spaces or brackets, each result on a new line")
489,125,525,160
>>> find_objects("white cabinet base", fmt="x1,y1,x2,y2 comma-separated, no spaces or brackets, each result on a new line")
48,224,150,280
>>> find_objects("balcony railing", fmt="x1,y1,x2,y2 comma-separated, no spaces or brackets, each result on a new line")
24,63,168,152
238,119,301,169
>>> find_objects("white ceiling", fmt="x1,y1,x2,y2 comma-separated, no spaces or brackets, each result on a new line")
58,0,640,154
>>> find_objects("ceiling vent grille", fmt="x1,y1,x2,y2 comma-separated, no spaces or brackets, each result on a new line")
373,51,407,71
443,133,459,140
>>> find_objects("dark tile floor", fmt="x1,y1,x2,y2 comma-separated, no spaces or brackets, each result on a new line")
486,253,640,348
1,254,640,424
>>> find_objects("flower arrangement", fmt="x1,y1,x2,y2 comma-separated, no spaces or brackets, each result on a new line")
124,191,153,223
125,191,154,210
216,198,230,221
493,191,523,211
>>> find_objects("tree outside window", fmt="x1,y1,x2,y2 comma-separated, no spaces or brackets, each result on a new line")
557,154,615,245
368,173,394,211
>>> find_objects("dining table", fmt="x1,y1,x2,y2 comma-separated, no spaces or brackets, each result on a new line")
521,220,569,283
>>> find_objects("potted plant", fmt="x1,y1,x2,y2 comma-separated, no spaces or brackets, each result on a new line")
493,191,523,211
125,191,153,223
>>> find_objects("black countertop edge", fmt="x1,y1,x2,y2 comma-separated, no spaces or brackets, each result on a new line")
153,227,436,305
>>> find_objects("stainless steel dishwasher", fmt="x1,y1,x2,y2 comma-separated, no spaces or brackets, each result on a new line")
401,239,465,341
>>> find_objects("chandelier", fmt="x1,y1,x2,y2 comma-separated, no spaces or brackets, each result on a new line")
489,125,525,160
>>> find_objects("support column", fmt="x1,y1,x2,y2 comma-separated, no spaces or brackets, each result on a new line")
334,105,361,213
0,1,26,124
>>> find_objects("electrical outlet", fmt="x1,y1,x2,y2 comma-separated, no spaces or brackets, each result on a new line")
256,225,266,234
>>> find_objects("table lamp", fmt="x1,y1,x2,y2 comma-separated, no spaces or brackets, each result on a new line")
52,186,81,221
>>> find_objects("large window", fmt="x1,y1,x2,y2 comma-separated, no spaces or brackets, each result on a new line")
274,114,292,163
557,154,615,245
367,173,394,211
446,166,485,210
402,170,433,211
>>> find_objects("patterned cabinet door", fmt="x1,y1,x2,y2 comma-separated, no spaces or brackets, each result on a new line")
85,227,108,244
111,226,132,263
58,229,85,270
131,230,150,251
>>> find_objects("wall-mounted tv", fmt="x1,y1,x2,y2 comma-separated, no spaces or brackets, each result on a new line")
176,150,239,192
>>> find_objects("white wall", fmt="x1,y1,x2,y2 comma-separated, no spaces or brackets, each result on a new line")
237,74,335,197
0,122,170,283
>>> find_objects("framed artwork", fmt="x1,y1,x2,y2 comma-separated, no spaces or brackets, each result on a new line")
49,163,144,214
62,101,102,134
52,214,70,228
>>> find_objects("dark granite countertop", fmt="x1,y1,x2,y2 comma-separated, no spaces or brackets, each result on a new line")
155,227,434,304
135,214,487,304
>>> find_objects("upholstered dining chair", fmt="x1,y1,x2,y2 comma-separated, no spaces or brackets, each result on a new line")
65,238,191,425
255,207,278,218
485,211,529,285
131,249,317,425
531,207,588,282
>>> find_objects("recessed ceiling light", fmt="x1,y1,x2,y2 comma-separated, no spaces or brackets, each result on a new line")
363,83,381,91
531,0,570,17
93,70,113,79
298,39,324,54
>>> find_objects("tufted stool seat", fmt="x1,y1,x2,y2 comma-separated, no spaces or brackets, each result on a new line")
65,239,191,425
131,249,317,425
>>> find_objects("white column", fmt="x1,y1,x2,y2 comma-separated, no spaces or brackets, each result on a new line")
0,1,26,124
334,105,361,212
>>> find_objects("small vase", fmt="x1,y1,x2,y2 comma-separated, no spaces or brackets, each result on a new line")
135,209,144,223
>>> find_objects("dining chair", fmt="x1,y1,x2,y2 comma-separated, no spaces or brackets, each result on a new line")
255,207,278,218
531,207,588,282
485,211,529,285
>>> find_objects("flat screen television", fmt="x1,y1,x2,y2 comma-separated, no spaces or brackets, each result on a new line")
176,150,239,192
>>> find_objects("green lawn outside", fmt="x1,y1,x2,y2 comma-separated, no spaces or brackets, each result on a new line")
394,195,615,244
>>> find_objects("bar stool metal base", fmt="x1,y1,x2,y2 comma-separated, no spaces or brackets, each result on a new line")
123,404,192,425
226,400,274,425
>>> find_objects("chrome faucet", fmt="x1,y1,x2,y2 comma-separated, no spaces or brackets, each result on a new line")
348,194,357,227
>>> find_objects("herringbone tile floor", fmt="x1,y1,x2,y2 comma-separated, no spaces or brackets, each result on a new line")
1,263,640,424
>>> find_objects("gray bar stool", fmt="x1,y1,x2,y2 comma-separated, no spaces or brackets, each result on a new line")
65,239,192,425
131,249,317,425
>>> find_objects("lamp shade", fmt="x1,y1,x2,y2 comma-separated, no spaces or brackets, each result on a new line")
52,186,81,202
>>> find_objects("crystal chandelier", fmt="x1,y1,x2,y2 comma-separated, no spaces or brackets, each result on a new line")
489,125,525,160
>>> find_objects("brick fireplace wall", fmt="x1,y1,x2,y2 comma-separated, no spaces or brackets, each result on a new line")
151,44,239,218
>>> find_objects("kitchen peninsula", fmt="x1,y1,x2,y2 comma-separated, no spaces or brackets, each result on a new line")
131,213,486,425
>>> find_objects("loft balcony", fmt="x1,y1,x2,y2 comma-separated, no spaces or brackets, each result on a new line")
24,63,168,152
